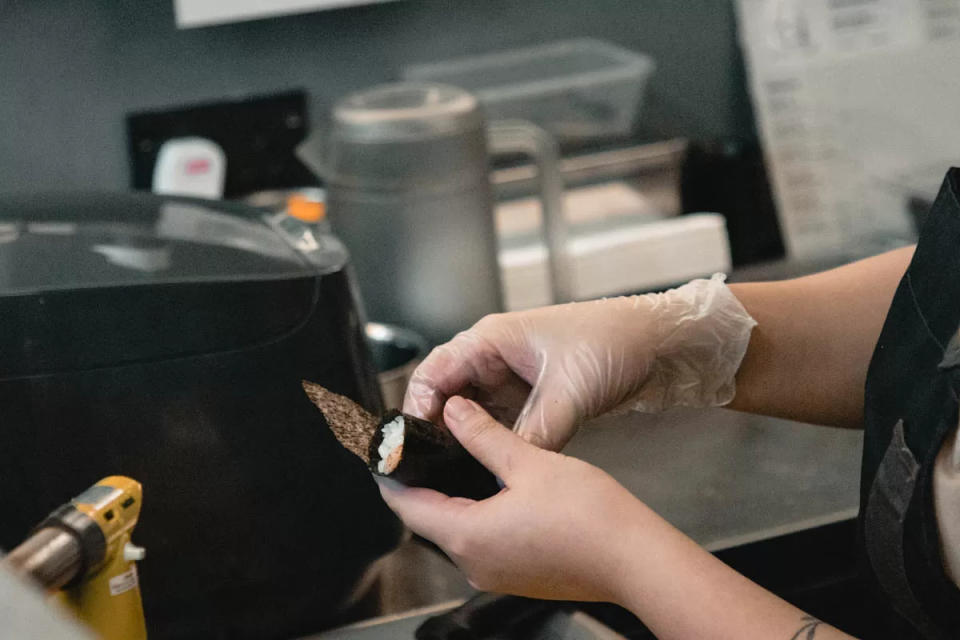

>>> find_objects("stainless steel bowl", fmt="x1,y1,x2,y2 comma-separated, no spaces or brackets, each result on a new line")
365,323,429,410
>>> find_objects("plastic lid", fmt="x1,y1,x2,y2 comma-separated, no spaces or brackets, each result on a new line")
0,192,341,295
332,83,483,142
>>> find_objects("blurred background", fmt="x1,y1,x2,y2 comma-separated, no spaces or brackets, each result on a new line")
0,1,956,638
0,0,750,189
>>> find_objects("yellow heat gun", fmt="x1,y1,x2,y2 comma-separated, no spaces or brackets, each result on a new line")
3,476,148,640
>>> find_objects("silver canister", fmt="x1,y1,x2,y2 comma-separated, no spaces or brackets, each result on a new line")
365,322,429,410
300,83,570,345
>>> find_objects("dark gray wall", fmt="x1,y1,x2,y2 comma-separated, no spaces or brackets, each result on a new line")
0,0,753,192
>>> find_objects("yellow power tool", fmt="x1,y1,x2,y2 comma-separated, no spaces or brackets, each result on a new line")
2,476,147,640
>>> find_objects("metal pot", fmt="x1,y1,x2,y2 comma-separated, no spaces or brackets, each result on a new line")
365,323,429,410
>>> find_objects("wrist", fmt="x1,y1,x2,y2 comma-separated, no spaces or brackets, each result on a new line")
630,273,757,413
598,500,677,610
603,511,852,640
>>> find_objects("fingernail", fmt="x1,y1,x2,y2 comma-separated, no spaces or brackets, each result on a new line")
445,396,476,421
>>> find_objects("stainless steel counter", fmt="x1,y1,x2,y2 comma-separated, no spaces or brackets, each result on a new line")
567,408,861,551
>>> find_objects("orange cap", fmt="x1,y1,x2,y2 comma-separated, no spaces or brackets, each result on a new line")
287,194,325,223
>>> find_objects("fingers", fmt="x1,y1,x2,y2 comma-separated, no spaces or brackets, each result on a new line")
472,374,531,426
403,327,521,421
444,396,537,482
375,476,471,545
514,382,582,452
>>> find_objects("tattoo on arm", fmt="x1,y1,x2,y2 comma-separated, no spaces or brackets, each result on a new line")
790,615,823,640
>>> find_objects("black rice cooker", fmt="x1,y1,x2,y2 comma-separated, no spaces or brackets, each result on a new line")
0,193,403,638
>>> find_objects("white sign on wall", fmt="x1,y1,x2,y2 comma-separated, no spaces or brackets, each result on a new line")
174,0,396,28
735,0,960,258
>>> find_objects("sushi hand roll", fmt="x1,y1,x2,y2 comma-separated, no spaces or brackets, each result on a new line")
303,381,499,500
369,410,501,500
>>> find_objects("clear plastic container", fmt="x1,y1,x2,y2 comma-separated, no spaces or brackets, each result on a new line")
403,38,656,144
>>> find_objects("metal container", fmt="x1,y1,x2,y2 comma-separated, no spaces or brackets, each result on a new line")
365,323,428,410
299,82,571,345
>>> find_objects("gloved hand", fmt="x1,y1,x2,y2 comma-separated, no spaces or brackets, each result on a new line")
403,274,756,451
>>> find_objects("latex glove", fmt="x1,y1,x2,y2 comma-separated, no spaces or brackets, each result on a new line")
403,274,756,451
377,396,643,602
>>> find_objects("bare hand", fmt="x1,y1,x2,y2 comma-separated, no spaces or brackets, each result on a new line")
377,396,644,601
377,398,858,640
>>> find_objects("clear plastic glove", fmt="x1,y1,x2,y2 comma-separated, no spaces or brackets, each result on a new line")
403,274,756,451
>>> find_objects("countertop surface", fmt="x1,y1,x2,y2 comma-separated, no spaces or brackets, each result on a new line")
567,408,862,551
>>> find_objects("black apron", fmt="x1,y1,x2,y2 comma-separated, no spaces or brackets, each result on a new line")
861,168,960,638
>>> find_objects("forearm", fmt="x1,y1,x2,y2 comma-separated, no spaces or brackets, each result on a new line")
610,504,855,640
726,246,914,428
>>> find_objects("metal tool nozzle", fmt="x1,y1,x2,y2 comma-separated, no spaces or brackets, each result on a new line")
3,527,84,591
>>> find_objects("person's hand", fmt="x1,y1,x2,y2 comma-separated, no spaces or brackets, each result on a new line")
403,297,659,451
376,396,647,602
377,399,859,640
403,275,757,452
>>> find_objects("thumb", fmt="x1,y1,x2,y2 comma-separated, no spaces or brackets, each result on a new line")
444,396,535,482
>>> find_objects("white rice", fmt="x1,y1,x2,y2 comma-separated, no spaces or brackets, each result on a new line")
376,416,405,474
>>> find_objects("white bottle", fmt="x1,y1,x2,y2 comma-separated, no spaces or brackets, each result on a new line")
152,137,226,200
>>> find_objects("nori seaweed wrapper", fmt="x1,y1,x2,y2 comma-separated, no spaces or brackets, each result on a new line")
370,410,500,501
303,382,499,500
302,381,377,464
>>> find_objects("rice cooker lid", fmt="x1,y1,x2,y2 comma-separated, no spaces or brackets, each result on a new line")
0,192,349,377
0,191,343,295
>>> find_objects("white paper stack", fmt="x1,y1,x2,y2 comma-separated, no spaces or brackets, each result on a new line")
499,213,731,311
